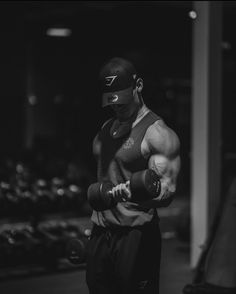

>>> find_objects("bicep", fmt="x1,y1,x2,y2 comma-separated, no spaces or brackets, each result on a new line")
146,120,180,159
148,153,181,193
146,120,181,184
141,121,181,207
93,119,112,158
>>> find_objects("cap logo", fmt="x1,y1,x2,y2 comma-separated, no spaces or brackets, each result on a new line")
108,94,119,104
105,75,117,86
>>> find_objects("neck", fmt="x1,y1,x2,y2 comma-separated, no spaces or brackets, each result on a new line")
118,104,141,123
132,104,150,128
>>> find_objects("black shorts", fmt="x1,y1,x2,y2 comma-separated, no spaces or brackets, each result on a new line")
86,218,162,294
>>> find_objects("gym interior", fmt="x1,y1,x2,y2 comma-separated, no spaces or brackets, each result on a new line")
0,1,235,294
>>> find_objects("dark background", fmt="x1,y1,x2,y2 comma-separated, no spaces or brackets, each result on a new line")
0,1,235,196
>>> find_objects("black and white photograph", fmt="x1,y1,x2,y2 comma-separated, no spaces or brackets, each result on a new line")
0,1,235,294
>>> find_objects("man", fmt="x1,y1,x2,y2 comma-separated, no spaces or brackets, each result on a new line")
86,57,181,294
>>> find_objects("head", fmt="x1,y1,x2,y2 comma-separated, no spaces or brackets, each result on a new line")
99,57,144,121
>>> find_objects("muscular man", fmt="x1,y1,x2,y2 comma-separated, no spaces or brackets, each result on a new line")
86,57,181,294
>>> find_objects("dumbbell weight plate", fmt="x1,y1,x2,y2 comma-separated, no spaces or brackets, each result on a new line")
66,238,86,264
88,181,115,211
144,169,161,196
130,169,161,201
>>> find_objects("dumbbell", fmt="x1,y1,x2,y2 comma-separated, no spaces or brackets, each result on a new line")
88,169,161,211
15,181,34,215
10,226,42,265
33,179,53,212
0,182,10,215
50,177,69,211
66,229,91,264
67,184,85,209
1,228,29,266
0,229,15,266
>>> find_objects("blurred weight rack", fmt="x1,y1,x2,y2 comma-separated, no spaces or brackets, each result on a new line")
0,154,93,280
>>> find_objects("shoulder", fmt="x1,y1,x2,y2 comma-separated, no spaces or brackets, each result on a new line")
94,118,113,141
145,119,180,158
93,118,113,156
101,118,114,130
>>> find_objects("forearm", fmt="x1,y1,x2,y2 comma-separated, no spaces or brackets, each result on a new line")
145,188,175,208
146,155,180,208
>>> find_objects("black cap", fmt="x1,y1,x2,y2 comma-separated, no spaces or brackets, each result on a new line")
99,57,137,107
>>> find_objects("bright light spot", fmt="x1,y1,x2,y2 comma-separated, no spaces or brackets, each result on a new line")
57,188,65,196
16,164,24,173
46,28,71,37
28,95,37,105
69,185,81,193
189,10,197,19
84,229,92,237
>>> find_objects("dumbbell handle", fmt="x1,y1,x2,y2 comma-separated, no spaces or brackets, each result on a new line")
88,169,161,211
87,181,116,211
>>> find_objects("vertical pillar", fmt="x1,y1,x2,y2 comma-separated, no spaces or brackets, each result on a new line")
191,1,222,267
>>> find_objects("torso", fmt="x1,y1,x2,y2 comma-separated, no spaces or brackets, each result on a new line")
91,105,162,227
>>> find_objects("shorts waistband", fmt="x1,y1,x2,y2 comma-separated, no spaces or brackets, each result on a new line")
92,213,159,234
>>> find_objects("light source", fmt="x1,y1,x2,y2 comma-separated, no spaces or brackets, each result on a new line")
46,26,71,37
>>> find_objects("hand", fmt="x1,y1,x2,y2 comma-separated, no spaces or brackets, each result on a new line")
110,181,131,202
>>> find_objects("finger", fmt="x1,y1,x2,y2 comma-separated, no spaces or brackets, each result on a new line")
112,184,122,198
125,180,130,189
112,184,127,201
119,184,123,195
122,186,131,201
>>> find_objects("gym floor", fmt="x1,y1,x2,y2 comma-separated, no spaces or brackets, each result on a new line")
0,197,193,294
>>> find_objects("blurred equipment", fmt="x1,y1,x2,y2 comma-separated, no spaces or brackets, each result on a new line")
0,154,93,279
183,177,236,294
0,225,43,267
66,230,90,265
